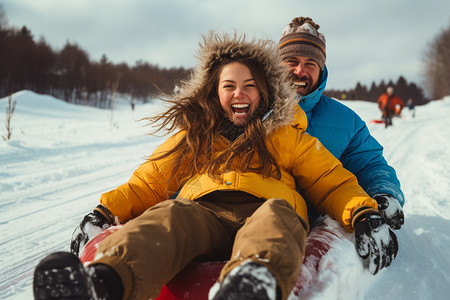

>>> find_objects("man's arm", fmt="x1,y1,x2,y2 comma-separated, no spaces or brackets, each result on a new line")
339,117,405,229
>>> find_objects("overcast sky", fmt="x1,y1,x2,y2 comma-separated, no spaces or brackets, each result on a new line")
2,0,450,91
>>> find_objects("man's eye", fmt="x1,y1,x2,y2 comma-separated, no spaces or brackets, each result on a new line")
285,59,298,64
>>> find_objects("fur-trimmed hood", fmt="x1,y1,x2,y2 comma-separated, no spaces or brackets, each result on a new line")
176,32,301,133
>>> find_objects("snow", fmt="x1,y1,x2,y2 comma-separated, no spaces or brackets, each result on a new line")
292,216,373,300
1,90,450,299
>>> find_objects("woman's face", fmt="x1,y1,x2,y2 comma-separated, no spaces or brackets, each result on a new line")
218,62,261,126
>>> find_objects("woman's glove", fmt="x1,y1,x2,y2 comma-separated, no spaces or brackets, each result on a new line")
373,193,404,230
353,208,398,275
70,205,115,256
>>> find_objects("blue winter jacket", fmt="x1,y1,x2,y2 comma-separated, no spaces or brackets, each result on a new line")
299,66,404,207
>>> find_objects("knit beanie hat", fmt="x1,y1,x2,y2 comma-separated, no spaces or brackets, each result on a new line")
278,17,326,69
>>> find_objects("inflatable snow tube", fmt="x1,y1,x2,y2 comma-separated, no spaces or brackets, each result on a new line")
80,218,342,299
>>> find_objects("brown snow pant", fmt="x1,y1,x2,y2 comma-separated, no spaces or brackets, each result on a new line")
92,191,308,300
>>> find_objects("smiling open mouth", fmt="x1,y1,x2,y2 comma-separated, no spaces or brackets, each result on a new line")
231,104,250,115
293,81,307,88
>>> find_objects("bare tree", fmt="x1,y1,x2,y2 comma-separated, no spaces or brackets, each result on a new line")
2,94,16,141
423,23,450,100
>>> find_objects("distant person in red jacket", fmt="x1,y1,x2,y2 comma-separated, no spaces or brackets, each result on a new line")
377,87,404,128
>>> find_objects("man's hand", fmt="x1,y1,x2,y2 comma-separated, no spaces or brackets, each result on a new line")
374,193,404,230
354,211,398,275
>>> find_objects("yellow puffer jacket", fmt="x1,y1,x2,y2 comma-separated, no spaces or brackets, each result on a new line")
100,108,377,232
99,34,377,232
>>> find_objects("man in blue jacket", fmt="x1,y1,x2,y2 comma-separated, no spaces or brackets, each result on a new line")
278,17,404,230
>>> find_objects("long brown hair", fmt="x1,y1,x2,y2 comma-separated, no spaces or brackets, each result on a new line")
146,56,281,184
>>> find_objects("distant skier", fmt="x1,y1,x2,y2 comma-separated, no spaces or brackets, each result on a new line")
406,98,416,118
278,17,405,229
377,86,404,128
33,33,398,300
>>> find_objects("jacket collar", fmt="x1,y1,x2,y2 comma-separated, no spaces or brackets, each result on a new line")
297,65,328,113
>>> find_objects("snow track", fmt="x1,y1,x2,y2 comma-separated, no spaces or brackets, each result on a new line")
0,91,165,299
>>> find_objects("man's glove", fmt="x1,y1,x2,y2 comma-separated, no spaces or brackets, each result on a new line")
353,208,398,275
70,205,115,256
373,193,404,230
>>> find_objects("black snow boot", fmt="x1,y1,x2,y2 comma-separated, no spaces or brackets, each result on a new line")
209,260,279,300
33,252,122,300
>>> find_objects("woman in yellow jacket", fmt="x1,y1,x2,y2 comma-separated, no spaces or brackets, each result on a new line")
34,33,398,300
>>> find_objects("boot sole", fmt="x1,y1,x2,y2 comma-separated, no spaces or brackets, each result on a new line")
33,252,95,300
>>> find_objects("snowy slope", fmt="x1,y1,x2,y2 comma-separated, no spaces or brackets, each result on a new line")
1,91,449,299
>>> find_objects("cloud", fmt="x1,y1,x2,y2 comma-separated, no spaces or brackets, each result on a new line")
2,0,450,89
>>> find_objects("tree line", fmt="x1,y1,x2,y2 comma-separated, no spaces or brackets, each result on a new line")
0,9,189,108
325,76,428,105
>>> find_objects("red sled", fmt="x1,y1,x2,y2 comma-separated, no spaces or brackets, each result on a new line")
80,217,343,299
370,119,385,124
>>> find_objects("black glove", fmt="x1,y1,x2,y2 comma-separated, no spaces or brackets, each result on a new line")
70,205,114,256
373,193,404,230
353,209,398,275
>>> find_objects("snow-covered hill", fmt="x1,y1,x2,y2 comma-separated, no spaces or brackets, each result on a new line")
1,91,449,299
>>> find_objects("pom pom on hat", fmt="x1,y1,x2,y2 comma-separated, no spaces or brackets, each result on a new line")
278,17,326,69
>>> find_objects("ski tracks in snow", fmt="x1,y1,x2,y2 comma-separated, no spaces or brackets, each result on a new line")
0,95,165,298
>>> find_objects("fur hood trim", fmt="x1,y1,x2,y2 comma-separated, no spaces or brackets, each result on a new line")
176,32,299,133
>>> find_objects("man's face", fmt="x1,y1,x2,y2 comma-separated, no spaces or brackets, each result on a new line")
283,56,321,96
